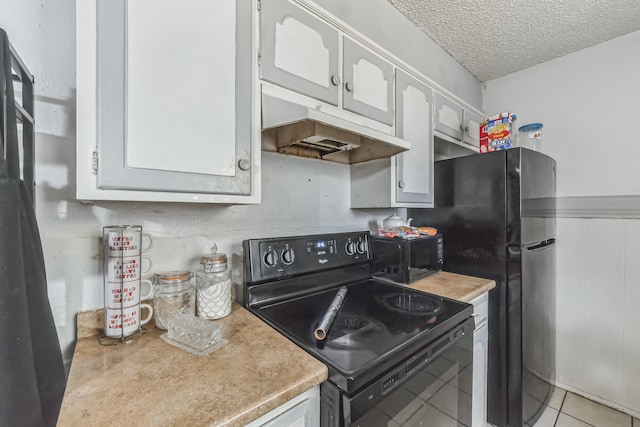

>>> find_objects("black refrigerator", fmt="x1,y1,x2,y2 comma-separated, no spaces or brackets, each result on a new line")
409,148,556,427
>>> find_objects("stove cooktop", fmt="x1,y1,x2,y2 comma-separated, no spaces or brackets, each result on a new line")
242,231,473,393
255,279,472,392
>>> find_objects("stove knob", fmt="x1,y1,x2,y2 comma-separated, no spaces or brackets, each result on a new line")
356,240,367,254
345,241,356,256
281,248,295,265
263,250,278,267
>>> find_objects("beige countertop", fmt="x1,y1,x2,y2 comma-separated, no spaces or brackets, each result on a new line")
405,271,496,302
58,271,494,426
57,304,328,427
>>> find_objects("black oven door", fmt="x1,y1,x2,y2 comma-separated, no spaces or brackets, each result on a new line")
321,318,474,427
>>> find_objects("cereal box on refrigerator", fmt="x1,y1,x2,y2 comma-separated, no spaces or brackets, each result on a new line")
479,112,516,153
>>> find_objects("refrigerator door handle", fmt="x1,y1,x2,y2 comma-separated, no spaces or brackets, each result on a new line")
524,238,555,252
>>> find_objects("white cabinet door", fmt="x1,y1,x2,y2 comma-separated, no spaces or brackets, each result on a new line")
259,1,394,128
260,0,340,105
350,70,433,208
78,0,258,201
471,292,489,427
342,38,394,125
245,387,319,427
434,92,463,141
463,110,483,148
473,322,488,427
395,70,433,206
259,400,316,427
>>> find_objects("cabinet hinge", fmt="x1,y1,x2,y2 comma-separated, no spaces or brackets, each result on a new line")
257,0,261,11
257,50,262,67
91,150,99,175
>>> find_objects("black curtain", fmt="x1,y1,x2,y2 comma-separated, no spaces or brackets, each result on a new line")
0,28,66,426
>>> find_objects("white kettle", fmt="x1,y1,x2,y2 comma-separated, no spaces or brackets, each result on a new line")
377,213,413,230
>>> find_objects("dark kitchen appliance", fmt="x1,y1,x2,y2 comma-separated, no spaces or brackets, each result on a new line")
240,231,474,426
371,233,443,284
409,148,556,427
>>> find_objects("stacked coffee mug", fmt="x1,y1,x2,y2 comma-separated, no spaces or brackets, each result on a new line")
102,225,154,342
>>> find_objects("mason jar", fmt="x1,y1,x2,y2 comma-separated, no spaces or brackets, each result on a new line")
196,252,232,320
153,270,195,330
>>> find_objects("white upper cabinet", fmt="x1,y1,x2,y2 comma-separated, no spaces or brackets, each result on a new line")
260,0,340,105
260,0,394,127
342,38,394,125
76,0,260,203
350,70,433,208
394,70,434,206
435,92,464,141
462,109,483,148
434,90,484,157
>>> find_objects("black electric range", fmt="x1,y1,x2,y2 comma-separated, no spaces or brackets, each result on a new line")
240,231,474,426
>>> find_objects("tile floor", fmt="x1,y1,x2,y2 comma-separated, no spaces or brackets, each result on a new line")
530,387,640,427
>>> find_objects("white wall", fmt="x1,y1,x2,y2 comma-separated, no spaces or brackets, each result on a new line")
0,0,482,368
483,30,640,198
484,30,640,417
43,151,393,365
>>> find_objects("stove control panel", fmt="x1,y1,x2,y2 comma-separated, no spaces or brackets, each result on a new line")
243,231,372,283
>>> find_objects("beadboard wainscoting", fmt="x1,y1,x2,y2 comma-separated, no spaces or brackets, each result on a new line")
555,215,640,419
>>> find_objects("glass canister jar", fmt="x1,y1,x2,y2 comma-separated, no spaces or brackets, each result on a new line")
153,270,195,330
196,250,232,320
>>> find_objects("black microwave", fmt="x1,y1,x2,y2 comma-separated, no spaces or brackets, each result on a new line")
371,233,443,283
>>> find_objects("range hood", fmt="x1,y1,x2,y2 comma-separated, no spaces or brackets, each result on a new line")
261,89,410,165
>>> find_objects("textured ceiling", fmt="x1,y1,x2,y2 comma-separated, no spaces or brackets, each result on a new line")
387,0,640,82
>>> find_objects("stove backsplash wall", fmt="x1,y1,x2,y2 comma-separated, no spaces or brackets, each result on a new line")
41,151,396,366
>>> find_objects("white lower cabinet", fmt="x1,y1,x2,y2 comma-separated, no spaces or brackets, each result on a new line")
471,292,489,427
246,386,320,427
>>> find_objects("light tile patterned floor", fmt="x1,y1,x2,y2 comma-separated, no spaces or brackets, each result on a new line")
531,387,640,427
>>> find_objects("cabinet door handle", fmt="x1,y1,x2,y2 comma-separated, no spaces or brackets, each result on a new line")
345,82,353,92
398,180,404,189
238,158,251,171
330,75,341,86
